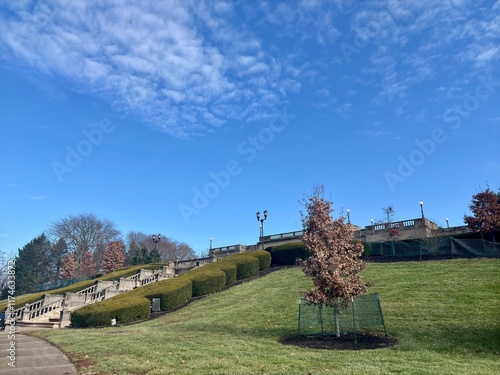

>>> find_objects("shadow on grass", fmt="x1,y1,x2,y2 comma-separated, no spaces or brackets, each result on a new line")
280,332,398,350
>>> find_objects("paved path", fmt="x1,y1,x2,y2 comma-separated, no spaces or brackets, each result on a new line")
0,329,77,375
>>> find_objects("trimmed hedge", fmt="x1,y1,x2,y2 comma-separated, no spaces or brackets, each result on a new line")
216,262,237,285
71,295,150,328
248,250,272,270
141,277,193,311
225,255,260,280
267,241,311,265
186,268,226,297
68,250,272,328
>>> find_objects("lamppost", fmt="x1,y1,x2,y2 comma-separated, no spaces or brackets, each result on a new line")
346,209,351,225
371,219,374,226
152,234,161,262
446,218,449,228
210,237,212,250
256,210,268,250
419,201,424,219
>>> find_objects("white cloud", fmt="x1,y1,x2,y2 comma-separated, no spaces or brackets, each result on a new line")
345,0,499,113
0,0,298,138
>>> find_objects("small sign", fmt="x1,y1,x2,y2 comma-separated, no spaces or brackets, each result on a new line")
152,298,161,312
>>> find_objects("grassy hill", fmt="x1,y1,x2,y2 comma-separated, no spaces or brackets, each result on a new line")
32,259,499,374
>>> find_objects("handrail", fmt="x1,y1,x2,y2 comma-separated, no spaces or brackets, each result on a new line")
262,230,303,241
77,283,98,295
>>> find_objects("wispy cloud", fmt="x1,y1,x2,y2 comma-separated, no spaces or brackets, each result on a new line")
29,195,47,201
0,1,299,138
349,1,499,112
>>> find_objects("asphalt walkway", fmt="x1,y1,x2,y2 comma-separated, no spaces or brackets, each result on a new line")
0,328,77,375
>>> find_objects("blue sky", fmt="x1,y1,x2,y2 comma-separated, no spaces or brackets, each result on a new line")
0,0,499,258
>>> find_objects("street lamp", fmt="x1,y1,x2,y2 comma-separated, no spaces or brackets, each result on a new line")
371,219,374,226
256,210,268,250
210,237,212,250
419,201,424,219
346,209,351,225
152,234,161,263
446,218,449,228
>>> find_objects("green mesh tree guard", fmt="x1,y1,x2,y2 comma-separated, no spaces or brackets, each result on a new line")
297,293,387,343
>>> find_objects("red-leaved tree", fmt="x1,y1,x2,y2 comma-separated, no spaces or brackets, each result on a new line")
61,252,76,279
298,187,370,336
103,240,125,273
78,250,95,277
464,186,500,242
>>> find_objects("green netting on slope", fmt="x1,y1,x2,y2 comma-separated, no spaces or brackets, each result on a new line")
366,238,500,259
297,293,387,339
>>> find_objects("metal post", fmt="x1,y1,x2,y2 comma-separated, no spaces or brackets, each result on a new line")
256,210,268,250
152,234,161,263
352,297,357,344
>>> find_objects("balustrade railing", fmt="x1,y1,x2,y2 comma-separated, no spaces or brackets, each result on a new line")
78,283,98,295
263,230,303,241
126,272,141,280
26,298,65,320
176,257,212,269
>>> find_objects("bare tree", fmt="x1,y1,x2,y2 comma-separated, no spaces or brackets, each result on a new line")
125,231,195,264
0,251,12,298
381,205,399,239
419,234,448,260
48,213,120,272
297,186,370,337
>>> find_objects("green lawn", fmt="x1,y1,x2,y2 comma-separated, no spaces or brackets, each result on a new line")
31,258,499,375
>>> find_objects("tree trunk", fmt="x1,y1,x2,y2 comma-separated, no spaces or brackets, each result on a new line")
334,309,340,337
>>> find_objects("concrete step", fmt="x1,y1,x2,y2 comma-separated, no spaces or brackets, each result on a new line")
16,321,59,329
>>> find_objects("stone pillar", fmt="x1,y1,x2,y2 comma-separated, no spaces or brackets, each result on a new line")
161,265,175,278
118,278,136,291
59,309,72,328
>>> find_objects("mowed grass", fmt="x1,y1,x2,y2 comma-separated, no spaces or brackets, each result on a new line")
32,258,499,375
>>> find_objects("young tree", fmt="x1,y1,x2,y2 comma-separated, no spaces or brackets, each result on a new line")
382,205,399,239
464,186,500,242
103,240,126,273
298,187,370,337
61,252,76,279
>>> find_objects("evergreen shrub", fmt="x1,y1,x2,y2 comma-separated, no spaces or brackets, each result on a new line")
249,249,272,270
70,295,150,328
187,268,226,296
226,255,260,280
141,277,193,311
215,262,237,285
267,241,311,265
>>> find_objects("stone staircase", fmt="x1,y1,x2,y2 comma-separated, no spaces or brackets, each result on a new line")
11,265,177,329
